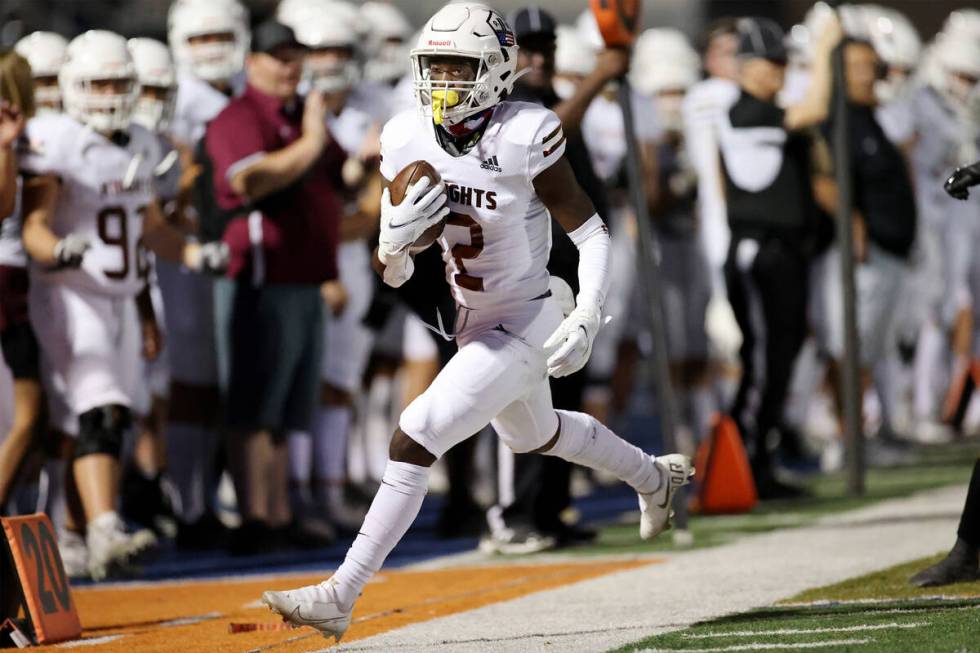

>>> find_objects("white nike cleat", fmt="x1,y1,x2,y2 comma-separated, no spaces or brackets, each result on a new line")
261,578,352,642
58,528,90,580
86,511,158,581
638,454,695,540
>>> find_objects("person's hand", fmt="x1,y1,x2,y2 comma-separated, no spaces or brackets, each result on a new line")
302,90,329,150
320,279,348,317
543,303,602,378
378,176,449,260
0,101,25,150
185,240,229,275
945,163,980,200
815,13,844,54
54,234,91,269
593,48,631,83
705,294,742,360
141,318,163,361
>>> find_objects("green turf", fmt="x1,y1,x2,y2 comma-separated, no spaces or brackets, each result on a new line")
787,554,980,604
556,447,980,557
609,598,980,652
609,552,980,653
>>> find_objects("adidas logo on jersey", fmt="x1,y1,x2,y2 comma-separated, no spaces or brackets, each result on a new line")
480,156,502,173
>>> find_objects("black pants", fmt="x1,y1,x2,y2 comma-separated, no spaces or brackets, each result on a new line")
725,236,808,473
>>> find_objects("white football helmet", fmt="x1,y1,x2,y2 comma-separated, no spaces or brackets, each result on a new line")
14,31,68,114
411,3,521,127
554,25,597,100
797,2,867,63
60,31,138,133
360,2,413,85
168,0,250,84
931,31,980,116
863,6,921,103
942,9,980,41
284,1,362,93
127,38,177,133
630,29,699,132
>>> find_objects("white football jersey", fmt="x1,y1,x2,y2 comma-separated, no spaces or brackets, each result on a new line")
380,101,566,310
19,114,164,297
0,176,27,267
328,83,384,157
170,71,231,146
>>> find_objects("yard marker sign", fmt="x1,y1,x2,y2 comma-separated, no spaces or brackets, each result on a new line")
1,514,81,644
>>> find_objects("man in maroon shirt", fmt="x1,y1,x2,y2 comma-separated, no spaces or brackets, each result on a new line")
206,20,345,553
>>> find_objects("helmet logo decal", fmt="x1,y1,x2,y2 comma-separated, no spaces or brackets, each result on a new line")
487,13,515,46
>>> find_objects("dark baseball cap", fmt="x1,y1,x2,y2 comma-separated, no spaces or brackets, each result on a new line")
251,19,303,54
510,6,557,41
736,17,788,64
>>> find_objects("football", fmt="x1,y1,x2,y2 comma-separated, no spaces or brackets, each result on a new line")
389,160,446,251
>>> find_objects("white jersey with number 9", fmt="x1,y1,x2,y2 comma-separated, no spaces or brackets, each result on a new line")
19,113,163,297
379,101,567,310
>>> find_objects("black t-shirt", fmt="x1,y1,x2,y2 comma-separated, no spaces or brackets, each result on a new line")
823,104,916,259
721,90,820,250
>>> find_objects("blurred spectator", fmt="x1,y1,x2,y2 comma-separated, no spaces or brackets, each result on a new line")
477,6,624,553
206,20,345,554
811,38,917,466
0,51,33,511
719,16,841,498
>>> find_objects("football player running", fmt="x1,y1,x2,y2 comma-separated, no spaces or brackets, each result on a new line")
20,30,226,579
262,4,693,640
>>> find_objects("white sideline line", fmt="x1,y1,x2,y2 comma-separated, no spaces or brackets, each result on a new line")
781,595,980,607
641,638,872,652
683,622,923,638
57,635,126,648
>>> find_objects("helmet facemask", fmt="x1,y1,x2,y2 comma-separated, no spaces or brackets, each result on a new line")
305,47,360,94
64,76,137,133
132,84,176,133
184,31,241,83
414,53,500,127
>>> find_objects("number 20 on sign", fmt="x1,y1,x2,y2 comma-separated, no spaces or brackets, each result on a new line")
1,514,81,644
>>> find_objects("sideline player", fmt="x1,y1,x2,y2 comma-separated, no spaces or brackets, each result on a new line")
262,4,693,640
20,30,226,579
163,0,250,546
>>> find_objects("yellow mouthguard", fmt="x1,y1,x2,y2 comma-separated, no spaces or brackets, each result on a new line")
431,90,461,125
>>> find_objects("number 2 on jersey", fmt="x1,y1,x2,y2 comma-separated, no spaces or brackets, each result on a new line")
445,211,484,291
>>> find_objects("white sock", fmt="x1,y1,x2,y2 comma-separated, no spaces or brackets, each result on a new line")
329,460,430,608
546,410,661,494
313,406,352,484
165,422,213,523
288,431,313,485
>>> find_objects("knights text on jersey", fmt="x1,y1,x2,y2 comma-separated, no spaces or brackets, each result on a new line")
380,101,566,310
19,114,164,297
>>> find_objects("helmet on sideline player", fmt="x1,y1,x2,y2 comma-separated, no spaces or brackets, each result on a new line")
630,28,699,131
411,3,521,127
360,2,413,85
60,30,138,133
168,0,250,84
930,31,980,115
863,5,921,103
553,24,597,100
127,38,178,133
941,8,980,41
283,1,362,94
14,31,68,114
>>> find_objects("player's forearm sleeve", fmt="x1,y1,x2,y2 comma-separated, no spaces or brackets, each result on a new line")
567,214,611,310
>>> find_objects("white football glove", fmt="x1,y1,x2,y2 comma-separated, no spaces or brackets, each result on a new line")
378,176,449,260
53,234,91,269
543,303,602,378
705,293,742,360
